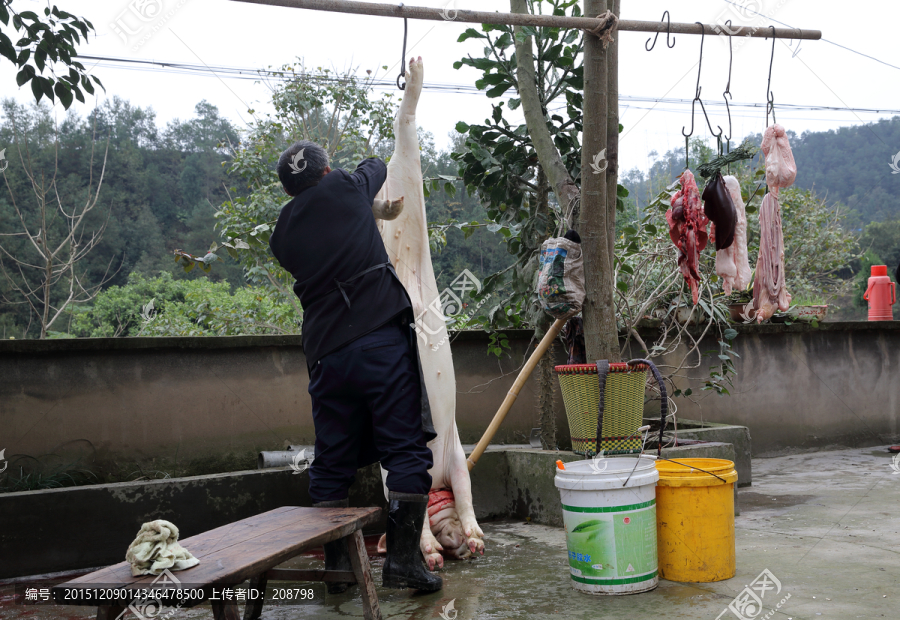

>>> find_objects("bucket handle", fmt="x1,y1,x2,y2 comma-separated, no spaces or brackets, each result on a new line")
657,458,729,483
592,358,668,457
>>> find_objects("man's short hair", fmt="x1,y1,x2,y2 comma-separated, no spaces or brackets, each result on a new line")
277,141,329,196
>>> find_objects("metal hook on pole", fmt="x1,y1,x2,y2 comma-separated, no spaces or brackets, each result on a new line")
645,10,675,51
682,21,721,167
790,29,804,58
765,25,777,126
722,20,734,145
397,4,408,91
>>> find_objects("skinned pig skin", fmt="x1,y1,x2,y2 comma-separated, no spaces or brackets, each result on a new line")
716,175,753,295
713,221,738,296
665,169,709,305
752,193,791,321
761,124,797,197
374,57,484,571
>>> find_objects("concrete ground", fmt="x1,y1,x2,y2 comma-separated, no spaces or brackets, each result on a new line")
3,446,898,620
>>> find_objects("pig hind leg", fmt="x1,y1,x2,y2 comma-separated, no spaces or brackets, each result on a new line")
446,442,485,556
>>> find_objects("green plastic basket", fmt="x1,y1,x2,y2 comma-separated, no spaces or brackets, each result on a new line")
555,363,648,456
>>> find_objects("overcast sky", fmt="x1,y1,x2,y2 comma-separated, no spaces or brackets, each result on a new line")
2,0,898,173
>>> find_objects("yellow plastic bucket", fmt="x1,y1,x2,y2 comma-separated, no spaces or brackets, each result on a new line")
654,458,738,583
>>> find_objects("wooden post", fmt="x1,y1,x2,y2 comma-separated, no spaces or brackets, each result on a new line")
606,0,620,321
580,0,618,363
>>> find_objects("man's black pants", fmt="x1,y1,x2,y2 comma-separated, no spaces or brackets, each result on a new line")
307,319,433,503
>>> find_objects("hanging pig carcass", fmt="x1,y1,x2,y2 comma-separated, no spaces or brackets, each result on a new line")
374,57,485,570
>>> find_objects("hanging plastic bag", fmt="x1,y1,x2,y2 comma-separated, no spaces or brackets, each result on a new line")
536,231,585,320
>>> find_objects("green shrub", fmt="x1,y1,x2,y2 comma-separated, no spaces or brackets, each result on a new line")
71,272,300,337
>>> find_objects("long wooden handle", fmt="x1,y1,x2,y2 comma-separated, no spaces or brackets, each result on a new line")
466,317,567,471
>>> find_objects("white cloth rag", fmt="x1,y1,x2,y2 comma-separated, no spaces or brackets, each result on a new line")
125,520,200,576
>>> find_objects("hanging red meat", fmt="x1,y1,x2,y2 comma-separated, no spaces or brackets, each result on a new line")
702,171,737,251
753,124,796,321
666,169,709,305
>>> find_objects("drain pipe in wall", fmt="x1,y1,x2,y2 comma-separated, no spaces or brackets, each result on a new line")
257,445,314,469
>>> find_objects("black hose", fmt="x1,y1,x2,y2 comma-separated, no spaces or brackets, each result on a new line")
626,358,668,456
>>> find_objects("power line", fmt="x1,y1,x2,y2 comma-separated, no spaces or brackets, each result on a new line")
719,0,900,72
79,54,900,119
555,95,900,117
78,54,494,95
619,104,894,125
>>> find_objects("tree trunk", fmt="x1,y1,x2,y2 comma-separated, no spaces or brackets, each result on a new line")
580,0,620,362
510,0,580,212
537,341,558,449
510,0,620,363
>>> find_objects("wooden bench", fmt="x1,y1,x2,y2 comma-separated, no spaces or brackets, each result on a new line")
51,506,383,620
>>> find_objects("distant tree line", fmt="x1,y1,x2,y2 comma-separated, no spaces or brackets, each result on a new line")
3,92,895,338
619,119,900,318
0,97,243,337
0,94,512,338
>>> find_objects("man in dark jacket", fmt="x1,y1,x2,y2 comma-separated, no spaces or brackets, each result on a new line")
269,140,441,593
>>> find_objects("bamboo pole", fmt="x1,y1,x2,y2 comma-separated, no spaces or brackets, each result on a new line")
229,0,822,39
466,317,566,471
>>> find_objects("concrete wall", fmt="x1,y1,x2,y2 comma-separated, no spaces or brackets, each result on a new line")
0,463,385,579
1,322,898,467
649,321,900,455
0,333,570,472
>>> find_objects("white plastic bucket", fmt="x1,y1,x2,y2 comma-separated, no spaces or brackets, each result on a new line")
554,457,660,595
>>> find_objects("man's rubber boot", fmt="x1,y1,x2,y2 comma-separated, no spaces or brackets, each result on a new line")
382,492,443,591
313,498,355,594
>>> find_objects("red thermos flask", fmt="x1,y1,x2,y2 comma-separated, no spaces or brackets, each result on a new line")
863,265,896,321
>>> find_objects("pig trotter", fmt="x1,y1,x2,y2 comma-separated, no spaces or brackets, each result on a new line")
372,196,405,221
421,524,445,570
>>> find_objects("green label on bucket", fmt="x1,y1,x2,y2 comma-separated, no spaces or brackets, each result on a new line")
562,504,657,583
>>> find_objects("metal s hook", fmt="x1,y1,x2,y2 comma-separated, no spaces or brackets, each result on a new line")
722,20,734,143
790,29,804,58
645,10,675,51
765,25,777,126
681,21,703,140
682,22,722,145
397,8,408,91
